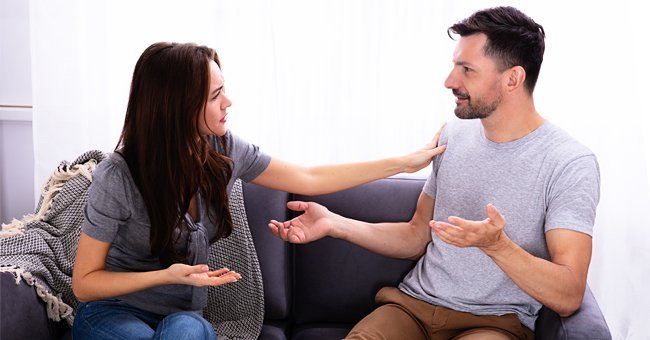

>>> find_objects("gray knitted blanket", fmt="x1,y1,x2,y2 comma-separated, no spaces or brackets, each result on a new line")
0,150,264,340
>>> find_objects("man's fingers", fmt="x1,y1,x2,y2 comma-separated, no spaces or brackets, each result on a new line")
287,201,309,212
268,220,294,241
447,216,476,230
287,228,306,244
431,221,464,247
486,203,506,227
431,220,464,236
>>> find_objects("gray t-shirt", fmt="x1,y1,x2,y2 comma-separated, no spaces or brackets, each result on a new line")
399,119,600,331
81,131,271,315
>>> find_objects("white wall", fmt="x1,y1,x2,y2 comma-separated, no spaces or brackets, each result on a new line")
0,118,34,223
0,0,35,223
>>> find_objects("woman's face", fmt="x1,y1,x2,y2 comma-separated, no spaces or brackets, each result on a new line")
199,60,232,136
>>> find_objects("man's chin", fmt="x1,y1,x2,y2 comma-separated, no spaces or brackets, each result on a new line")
454,109,476,120
454,109,492,120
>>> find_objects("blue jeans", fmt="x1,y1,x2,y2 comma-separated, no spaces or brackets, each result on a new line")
73,299,217,340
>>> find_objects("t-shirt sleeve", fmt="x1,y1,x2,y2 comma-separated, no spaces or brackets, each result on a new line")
545,155,600,236
422,165,438,199
422,124,450,199
226,132,271,182
81,159,132,243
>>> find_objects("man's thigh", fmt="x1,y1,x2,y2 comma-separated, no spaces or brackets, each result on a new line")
346,287,533,340
345,303,428,340
439,308,534,340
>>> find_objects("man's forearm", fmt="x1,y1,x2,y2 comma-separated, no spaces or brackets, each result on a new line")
482,235,586,317
334,217,429,260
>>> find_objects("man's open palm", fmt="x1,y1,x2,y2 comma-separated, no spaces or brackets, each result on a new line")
268,201,335,244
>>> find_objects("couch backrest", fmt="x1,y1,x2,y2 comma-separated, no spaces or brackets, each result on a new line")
243,183,293,321
292,177,423,325
243,177,425,327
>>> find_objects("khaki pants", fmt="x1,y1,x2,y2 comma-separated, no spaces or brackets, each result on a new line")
345,287,534,340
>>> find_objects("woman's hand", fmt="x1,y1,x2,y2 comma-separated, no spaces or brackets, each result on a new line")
167,264,241,287
400,123,447,173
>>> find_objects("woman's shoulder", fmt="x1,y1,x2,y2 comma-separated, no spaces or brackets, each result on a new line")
208,130,254,158
94,151,129,177
91,152,136,195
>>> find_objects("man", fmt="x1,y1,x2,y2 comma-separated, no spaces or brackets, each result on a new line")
269,6,600,340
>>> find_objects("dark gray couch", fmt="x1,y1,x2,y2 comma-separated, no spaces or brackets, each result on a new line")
0,177,611,339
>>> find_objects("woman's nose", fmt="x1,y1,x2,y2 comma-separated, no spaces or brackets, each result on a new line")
222,93,232,109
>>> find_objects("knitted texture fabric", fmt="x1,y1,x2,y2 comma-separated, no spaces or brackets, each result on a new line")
0,151,264,339
207,179,264,340
0,150,105,325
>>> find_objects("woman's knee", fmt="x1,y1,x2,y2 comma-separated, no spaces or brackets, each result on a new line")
73,301,155,340
157,312,216,340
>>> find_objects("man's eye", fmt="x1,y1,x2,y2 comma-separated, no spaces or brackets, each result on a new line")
463,66,471,73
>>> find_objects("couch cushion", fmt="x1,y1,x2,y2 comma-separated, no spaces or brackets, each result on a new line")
292,177,423,326
243,182,292,321
292,324,351,340
258,321,289,340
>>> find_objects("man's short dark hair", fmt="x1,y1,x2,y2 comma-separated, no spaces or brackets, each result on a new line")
448,6,545,93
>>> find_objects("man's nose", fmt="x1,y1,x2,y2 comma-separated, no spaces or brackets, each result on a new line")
444,71,458,89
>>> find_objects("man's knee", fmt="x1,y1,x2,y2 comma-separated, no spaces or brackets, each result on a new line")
453,329,513,340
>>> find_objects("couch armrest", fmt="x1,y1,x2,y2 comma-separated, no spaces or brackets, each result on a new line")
535,285,611,340
0,271,68,340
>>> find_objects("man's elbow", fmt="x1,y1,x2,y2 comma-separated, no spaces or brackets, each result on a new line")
554,293,584,317
405,246,427,260
403,237,429,260
557,305,580,318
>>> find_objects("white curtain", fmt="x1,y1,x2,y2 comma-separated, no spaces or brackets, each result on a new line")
30,0,650,338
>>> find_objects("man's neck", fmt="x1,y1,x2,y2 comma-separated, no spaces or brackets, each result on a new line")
480,98,544,143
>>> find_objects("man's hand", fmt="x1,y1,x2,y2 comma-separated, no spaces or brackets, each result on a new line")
430,203,510,252
268,201,337,244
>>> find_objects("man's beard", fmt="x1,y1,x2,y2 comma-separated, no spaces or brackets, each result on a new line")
453,89,502,120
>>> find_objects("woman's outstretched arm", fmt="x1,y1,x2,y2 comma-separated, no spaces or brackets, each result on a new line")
251,124,446,195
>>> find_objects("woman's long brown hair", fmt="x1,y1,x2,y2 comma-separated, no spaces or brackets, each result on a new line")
117,42,233,267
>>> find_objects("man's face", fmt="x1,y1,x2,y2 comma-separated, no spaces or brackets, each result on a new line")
444,34,505,119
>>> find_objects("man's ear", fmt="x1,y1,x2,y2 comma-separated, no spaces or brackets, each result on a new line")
505,66,526,93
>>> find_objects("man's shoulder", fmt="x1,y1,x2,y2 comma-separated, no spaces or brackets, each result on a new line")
541,122,596,163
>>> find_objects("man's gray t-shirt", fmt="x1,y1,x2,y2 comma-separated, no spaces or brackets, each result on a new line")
81,131,271,315
399,120,600,331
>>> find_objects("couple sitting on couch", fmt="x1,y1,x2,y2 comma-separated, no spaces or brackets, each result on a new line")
72,6,599,340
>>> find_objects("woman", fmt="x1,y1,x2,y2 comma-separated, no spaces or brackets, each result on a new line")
71,42,446,340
